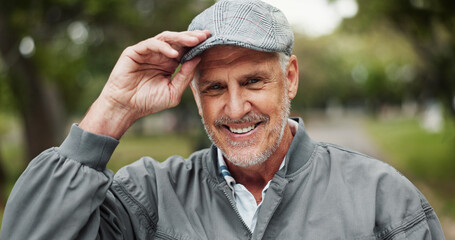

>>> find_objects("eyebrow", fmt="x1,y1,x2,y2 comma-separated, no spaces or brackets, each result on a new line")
241,71,271,80
198,69,272,86
198,79,223,90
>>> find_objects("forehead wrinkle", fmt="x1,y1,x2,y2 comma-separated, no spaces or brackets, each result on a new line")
199,45,277,67
203,52,276,69
198,53,279,84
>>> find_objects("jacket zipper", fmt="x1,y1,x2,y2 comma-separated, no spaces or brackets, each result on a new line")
222,186,253,237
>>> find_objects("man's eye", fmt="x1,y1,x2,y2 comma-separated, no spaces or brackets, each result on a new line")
201,83,225,96
248,79,260,84
245,78,264,89
209,84,222,90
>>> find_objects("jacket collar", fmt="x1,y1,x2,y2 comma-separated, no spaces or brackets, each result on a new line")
205,117,318,183
280,117,318,176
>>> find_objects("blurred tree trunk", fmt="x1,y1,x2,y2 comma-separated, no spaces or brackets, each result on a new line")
0,14,65,162
0,147,5,208
11,57,65,161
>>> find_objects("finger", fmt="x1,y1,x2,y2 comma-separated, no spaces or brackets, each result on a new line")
157,30,210,48
170,57,201,101
131,38,179,59
136,58,179,75
180,30,211,42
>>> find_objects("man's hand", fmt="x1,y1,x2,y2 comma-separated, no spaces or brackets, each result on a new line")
79,30,210,139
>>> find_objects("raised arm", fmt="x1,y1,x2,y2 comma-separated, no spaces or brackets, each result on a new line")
0,30,210,240
80,30,210,138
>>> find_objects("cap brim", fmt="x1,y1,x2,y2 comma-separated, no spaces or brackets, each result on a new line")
181,36,281,64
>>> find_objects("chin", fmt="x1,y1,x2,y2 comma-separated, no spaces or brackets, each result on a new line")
222,146,274,167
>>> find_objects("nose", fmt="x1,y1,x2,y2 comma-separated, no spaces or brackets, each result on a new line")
224,87,251,120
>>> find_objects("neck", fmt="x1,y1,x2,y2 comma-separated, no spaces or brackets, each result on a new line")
226,122,294,196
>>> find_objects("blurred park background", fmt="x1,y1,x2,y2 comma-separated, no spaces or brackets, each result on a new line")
0,0,454,237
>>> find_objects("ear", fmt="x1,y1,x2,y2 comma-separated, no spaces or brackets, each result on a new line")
190,80,203,116
286,55,299,100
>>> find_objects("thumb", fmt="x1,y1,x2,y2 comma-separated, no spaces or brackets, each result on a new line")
170,57,201,99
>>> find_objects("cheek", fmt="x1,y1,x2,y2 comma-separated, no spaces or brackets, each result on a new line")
252,91,283,114
200,98,221,121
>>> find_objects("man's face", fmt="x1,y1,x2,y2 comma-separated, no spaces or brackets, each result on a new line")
192,46,296,167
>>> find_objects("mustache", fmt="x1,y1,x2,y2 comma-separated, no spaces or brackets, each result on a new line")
214,112,270,127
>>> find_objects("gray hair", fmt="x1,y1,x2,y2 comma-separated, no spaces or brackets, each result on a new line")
277,52,290,77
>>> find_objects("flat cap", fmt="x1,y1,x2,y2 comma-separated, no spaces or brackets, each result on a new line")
181,0,294,63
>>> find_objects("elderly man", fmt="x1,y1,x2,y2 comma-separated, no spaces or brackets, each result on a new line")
1,0,445,239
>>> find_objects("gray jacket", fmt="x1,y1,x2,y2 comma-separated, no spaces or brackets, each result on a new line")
1,118,444,239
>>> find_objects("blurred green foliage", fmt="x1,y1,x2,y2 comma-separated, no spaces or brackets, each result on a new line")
367,118,455,181
366,117,455,219
292,26,420,110
342,0,455,115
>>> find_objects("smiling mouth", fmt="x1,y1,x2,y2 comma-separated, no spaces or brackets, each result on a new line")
226,123,261,134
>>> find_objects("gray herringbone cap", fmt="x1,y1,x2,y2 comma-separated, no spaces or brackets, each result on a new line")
181,0,294,63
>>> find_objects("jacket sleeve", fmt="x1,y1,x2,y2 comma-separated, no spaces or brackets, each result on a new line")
385,192,445,240
0,124,134,240
372,163,446,240
415,190,446,240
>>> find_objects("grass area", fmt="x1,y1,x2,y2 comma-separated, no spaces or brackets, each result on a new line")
366,117,455,181
108,134,196,172
366,117,455,217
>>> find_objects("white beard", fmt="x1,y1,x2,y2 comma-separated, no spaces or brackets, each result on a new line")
202,92,291,167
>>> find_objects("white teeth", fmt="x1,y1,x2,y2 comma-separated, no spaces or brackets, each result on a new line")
229,125,255,134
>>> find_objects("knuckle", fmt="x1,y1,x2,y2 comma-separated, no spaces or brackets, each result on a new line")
156,31,171,39
171,95,182,106
122,46,134,55
176,95,182,103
